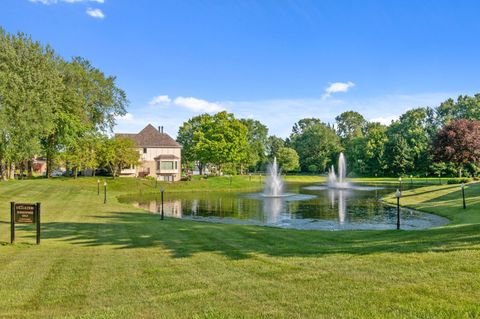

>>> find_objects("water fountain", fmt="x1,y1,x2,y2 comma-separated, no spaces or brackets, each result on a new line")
328,152,350,189
263,157,286,197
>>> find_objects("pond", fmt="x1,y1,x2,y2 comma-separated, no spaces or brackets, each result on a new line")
121,183,448,231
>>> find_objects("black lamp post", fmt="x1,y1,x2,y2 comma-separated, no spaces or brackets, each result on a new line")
438,173,442,185
395,189,401,230
160,188,164,220
410,175,413,188
398,177,403,192
103,181,107,204
461,183,466,209
97,179,100,195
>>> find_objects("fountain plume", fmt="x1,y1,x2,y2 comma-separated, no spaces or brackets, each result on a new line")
328,152,350,189
264,157,284,197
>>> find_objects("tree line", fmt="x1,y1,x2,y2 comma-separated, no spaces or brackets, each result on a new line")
178,96,480,178
0,29,139,179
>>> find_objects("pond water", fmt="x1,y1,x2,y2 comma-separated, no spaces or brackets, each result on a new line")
122,183,448,231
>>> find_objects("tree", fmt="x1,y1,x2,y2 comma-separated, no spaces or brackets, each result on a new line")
0,28,128,180
276,147,299,172
335,111,366,139
385,133,413,176
194,112,248,172
43,57,128,177
436,94,480,125
432,119,480,177
98,136,139,179
239,118,268,172
266,135,285,159
177,113,212,174
178,112,248,174
0,30,63,179
291,118,322,135
290,120,342,172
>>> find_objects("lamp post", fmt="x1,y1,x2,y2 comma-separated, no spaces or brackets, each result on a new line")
160,188,164,220
438,173,442,185
229,175,232,186
103,181,107,204
395,189,401,230
398,177,403,192
461,183,466,209
97,179,100,195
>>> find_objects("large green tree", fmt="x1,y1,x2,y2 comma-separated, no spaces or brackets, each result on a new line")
335,111,366,140
290,120,342,172
178,112,249,174
276,147,299,172
239,118,268,172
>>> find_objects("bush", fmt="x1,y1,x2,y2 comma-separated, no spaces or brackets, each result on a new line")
145,176,156,181
308,165,318,173
447,178,472,184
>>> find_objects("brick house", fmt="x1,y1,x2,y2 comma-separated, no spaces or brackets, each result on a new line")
116,124,182,181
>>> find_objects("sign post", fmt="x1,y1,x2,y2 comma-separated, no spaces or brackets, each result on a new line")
10,202,15,244
10,202,41,245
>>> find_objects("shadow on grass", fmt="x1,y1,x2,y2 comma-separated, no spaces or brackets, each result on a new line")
38,211,480,260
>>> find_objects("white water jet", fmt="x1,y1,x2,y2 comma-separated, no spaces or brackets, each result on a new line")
263,157,285,197
328,152,350,189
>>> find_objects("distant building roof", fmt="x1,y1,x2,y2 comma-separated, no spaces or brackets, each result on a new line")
116,124,181,148
154,154,180,160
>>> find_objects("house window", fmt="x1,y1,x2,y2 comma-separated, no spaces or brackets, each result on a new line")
160,161,174,170
143,148,147,154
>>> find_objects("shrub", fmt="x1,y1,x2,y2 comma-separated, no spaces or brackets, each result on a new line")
308,165,318,173
446,178,472,184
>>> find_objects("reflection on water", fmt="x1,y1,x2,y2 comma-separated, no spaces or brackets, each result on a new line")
127,183,448,230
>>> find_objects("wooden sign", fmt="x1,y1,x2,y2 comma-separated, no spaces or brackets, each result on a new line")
10,202,41,245
14,203,36,223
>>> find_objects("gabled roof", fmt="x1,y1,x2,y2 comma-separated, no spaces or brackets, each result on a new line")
116,124,181,148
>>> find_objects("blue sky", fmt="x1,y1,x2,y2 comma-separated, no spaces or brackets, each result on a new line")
2,0,480,137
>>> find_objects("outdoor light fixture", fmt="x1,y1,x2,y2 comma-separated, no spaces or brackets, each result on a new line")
399,177,403,191
160,188,165,220
410,175,413,187
395,189,402,230
97,179,100,195
104,181,107,204
461,183,466,209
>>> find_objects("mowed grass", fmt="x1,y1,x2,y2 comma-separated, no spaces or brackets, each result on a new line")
0,177,479,318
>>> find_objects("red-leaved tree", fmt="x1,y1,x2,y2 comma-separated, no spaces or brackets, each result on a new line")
432,119,480,176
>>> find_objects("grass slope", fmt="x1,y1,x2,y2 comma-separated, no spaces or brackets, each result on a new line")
0,177,479,318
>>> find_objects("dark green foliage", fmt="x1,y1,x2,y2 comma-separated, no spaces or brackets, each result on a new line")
0,28,128,179
290,120,342,172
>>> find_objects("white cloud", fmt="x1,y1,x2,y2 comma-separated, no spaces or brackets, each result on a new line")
114,91,457,139
173,97,225,113
323,81,355,98
116,112,135,123
149,95,172,106
86,7,105,18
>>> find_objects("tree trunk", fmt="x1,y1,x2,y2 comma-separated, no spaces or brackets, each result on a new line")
74,166,78,179
28,160,33,178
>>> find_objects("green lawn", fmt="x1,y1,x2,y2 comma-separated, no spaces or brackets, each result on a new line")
0,177,479,318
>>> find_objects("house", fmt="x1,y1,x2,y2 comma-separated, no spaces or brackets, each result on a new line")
116,124,182,181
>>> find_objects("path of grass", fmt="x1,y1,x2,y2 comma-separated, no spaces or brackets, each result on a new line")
0,177,479,318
